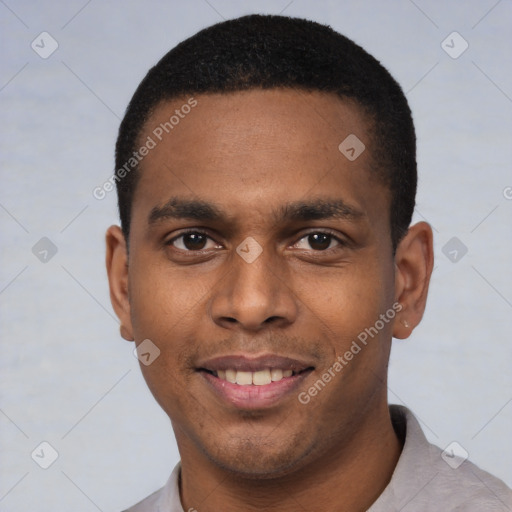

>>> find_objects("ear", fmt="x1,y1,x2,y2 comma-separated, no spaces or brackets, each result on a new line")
393,221,434,339
106,225,134,341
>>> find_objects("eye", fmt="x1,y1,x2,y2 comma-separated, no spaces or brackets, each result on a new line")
294,232,341,251
167,231,220,251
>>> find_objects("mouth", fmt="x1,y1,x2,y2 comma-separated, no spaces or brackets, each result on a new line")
196,354,314,410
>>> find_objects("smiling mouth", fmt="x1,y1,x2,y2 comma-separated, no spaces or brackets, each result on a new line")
196,354,315,408
200,367,313,386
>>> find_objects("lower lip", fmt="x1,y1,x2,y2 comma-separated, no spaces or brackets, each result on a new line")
200,371,311,410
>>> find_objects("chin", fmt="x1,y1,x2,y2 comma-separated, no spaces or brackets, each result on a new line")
201,432,314,479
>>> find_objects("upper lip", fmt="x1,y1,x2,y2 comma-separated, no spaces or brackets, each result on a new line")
197,354,315,373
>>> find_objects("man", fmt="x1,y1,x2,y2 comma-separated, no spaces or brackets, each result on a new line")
106,14,512,512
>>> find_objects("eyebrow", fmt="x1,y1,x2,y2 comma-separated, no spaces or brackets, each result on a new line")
277,199,365,223
148,197,365,225
148,198,223,224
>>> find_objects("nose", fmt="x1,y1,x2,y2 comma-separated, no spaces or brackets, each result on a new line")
208,243,298,332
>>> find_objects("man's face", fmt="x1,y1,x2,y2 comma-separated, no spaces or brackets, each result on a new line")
120,89,399,476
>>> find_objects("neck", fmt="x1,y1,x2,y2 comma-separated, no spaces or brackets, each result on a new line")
178,403,402,512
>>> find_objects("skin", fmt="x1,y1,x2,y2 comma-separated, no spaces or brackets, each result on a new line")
106,89,434,511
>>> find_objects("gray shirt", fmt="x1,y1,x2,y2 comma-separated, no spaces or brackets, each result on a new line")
124,405,512,511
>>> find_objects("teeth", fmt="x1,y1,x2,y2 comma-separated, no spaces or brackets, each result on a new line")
214,368,295,385
225,369,237,383
253,369,272,385
235,371,252,385
271,368,283,381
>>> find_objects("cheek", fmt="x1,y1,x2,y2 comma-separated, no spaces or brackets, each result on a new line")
127,254,211,338
298,267,395,409
294,257,396,383
299,262,392,334
127,257,210,398
128,262,204,416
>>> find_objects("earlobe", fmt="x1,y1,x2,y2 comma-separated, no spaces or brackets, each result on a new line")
105,225,134,341
392,222,434,340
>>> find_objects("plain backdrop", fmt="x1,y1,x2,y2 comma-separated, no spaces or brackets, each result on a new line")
1,1,511,510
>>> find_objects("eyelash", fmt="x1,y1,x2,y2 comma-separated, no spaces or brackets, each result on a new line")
166,229,218,252
165,229,346,253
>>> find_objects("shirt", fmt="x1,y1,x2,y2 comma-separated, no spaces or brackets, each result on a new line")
124,405,512,511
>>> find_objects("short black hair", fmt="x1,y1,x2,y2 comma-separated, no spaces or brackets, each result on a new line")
115,14,416,250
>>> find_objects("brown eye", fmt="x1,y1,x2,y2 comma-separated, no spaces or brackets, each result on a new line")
308,233,331,250
182,233,207,250
169,232,219,251
294,232,341,251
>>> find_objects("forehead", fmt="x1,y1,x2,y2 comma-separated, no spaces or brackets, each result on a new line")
140,88,370,165
131,89,388,232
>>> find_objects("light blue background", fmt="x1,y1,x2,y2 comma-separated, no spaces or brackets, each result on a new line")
1,1,511,510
